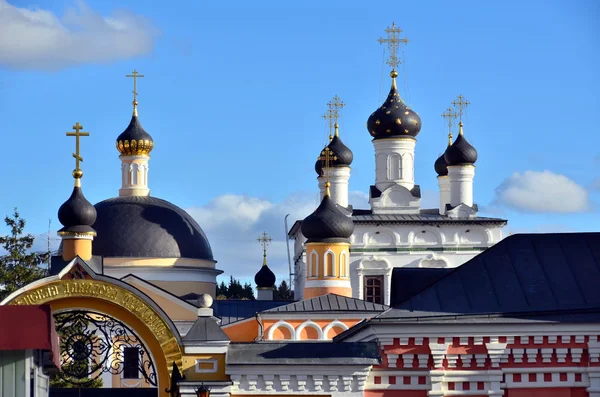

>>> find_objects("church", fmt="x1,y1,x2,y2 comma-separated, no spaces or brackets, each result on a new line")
1,22,599,397
288,24,506,305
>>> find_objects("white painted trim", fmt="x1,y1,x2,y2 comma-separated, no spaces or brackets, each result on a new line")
104,257,217,268
295,320,324,340
305,279,351,288
341,322,600,342
322,320,349,339
195,358,218,373
184,346,228,354
309,250,319,278
324,249,336,277
106,266,221,282
267,320,296,340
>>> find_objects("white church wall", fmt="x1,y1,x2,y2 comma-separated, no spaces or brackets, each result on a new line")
292,222,504,302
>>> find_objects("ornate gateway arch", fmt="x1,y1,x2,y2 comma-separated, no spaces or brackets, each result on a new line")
1,258,183,397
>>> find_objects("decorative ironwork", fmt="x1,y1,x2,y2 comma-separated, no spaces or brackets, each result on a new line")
54,311,157,387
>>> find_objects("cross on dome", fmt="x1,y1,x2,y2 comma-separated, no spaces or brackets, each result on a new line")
66,122,90,186
377,22,409,71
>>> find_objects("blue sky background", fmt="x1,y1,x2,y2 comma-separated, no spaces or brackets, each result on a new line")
0,0,598,284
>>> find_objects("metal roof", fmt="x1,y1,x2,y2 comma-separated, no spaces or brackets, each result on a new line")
182,317,230,342
262,293,388,313
226,342,381,365
384,232,600,318
288,209,507,237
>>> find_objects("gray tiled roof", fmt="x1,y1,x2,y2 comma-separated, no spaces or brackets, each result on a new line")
226,342,381,365
383,233,600,320
288,209,506,236
182,317,229,343
263,294,388,313
351,213,506,223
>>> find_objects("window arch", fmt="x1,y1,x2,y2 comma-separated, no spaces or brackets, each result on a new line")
309,251,318,278
340,252,348,278
387,153,402,180
324,250,335,277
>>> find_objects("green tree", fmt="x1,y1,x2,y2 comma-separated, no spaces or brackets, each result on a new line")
0,209,48,301
243,282,255,300
274,280,293,300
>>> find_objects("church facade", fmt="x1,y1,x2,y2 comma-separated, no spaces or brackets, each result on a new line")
288,24,506,305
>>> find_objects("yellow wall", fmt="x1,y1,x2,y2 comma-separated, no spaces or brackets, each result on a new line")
222,318,258,342
305,243,350,280
181,354,227,381
128,281,197,321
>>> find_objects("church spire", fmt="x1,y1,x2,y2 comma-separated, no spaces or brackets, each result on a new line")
117,69,153,197
255,232,276,300
58,122,97,261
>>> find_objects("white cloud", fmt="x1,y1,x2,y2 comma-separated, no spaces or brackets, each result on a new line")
0,0,157,70
186,190,369,284
494,170,591,213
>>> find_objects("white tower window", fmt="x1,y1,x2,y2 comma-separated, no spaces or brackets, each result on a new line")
387,153,402,180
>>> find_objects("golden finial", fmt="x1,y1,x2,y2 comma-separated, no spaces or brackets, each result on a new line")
441,107,458,145
322,95,345,140
377,22,409,72
66,122,90,187
257,231,272,266
126,69,145,116
452,94,470,130
318,147,337,196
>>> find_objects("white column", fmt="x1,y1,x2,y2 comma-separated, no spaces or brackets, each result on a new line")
437,175,450,215
323,167,350,207
318,176,326,201
373,138,416,191
257,288,274,300
447,165,475,207
119,155,150,197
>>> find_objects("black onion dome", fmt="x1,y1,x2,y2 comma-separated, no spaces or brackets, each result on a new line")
116,114,154,156
92,196,213,260
434,152,449,176
301,195,354,243
58,186,97,234
367,72,421,139
328,135,353,166
255,264,276,288
444,131,478,166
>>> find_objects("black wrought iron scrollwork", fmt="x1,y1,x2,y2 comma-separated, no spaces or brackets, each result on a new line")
53,311,157,387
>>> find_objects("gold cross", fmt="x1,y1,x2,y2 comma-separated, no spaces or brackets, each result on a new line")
322,95,345,139
377,22,409,70
452,94,470,122
441,107,458,141
126,69,144,106
66,122,89,174
257,232,272,264
318,147,337,195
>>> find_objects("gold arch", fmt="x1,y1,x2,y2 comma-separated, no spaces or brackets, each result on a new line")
6,279,182,397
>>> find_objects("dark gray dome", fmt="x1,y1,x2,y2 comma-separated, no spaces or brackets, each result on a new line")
255,264,276,288
58,186,97,234
92,196,213,260
367,71,421,139
444,131,478,166
301,195,354,243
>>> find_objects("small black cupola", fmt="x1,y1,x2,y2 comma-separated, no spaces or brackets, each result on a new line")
366,70,421,140
301,183,354,243
58,184,97,235
444,122,478,166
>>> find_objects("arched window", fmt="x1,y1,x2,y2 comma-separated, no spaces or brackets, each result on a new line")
340,252,347,277
324,251,335,277
310,251,318,278
387,153,402,180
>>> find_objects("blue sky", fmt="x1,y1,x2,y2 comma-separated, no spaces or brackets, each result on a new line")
0,0,599,283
